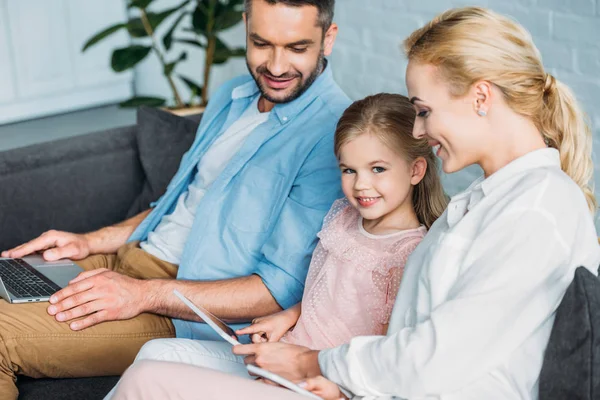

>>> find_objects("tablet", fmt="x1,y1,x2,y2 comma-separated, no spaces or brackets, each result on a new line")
246,364,322,399
173,289,240,346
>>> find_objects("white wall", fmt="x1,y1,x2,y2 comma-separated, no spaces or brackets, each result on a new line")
0,0,133,125
329,0,600,229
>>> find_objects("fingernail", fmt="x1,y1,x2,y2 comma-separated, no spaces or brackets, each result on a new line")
56,313,64,321
70,322,79,330
298,381,307,388
48,305,56,314
49,296,57,304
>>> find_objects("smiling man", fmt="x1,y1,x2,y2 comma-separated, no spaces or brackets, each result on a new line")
0,0,349,398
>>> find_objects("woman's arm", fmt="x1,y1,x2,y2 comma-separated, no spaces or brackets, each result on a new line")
318,210,576,398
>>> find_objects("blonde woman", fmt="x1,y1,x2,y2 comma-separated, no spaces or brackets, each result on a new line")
113,7,600,400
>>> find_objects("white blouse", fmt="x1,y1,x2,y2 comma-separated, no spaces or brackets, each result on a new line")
319,148,600,400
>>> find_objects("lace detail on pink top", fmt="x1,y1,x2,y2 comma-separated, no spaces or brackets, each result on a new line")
281,198,426,350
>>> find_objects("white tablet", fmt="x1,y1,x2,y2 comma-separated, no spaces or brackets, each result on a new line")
246,364,322,399
173,289,240,346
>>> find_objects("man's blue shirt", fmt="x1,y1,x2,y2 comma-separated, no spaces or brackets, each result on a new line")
129,65,350,340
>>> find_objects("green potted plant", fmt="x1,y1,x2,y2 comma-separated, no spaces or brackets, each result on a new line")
82,0,245,111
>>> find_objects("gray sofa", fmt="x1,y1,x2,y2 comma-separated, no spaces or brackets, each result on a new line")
0,107,200,399
1,105,598,400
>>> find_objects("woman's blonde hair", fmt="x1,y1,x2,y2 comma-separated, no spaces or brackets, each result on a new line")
404,7,596,214
334,93,448,229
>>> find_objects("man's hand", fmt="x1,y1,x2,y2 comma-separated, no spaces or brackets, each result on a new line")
1,230,92,260
299,376,348,400
233,342,321,381
47,268,145,330
236,305,300,343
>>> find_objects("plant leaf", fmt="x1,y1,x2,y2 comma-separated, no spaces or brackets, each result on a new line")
127,0,190,38
214,0,244,32
191,2,210,35
119,96,166,107
212,37,244,64
172,38,205,48
179,75,203,96
111,45,152,72
128,0,154,9
126,18,147,37
163,11,189,50
164,52,188,76
82,23,126,52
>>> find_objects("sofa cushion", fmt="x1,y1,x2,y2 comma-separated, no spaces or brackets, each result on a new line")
126,107,199,217
539,266,600,400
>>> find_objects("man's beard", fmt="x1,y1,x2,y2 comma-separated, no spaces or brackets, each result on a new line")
247,50,325,104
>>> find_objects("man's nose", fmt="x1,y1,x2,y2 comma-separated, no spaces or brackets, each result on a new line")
267,48,290,77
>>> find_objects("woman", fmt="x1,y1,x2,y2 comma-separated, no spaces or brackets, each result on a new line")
113,7,600,400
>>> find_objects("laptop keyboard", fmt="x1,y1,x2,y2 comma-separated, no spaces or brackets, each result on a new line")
0,258,62,299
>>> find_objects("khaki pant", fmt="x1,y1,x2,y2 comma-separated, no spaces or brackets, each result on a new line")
0,242,177,400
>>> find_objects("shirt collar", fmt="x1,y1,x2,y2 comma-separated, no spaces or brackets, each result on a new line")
446,148,560,227
230,60,335,125
480,147,560,196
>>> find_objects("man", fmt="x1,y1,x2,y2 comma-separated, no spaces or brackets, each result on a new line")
0,0,349,398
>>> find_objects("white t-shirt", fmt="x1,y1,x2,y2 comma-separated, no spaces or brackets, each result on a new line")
141,96,270,264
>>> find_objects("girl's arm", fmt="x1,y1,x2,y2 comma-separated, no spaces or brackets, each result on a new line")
237,302,302,342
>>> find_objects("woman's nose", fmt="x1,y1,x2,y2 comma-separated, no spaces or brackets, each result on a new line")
412,119,426,139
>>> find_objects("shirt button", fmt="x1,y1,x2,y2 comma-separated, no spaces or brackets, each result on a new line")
282,116,288,122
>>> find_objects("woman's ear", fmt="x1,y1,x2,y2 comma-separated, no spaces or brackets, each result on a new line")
472,80,493,116
411,157,427,185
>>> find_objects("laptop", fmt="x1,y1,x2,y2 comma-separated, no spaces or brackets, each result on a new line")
0,255,83,303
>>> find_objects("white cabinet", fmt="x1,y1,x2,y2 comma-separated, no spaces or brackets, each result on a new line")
0,0,133,125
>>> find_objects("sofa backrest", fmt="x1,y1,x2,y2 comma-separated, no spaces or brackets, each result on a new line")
0,125,144,251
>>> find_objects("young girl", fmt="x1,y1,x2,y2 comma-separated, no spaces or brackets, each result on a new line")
113,6,600,400
106,93,447,397
237,93,447,350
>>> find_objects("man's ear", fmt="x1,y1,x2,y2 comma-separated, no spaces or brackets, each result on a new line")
411,157,427,186
323,23,338,56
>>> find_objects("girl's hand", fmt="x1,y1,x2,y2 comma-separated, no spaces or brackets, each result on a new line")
299,376,348,400
236,303,301,343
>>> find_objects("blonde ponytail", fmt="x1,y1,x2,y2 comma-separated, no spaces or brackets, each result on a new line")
541,74,596,212
404,7,597,214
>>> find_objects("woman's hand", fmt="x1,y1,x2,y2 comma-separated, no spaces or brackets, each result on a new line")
300,376,348,400
233,342,321,381
236,303,302,343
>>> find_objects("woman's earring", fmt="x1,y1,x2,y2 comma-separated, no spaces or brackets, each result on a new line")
477,109,487,117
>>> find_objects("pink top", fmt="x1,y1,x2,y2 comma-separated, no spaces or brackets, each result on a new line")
281,199,427,350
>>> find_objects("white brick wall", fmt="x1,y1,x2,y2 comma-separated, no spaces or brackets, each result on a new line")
330,0,600,229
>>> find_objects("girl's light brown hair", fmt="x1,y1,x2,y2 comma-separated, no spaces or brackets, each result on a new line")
404,6,596,214
334,93,448,229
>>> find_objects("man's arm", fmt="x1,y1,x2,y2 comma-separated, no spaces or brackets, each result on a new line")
142,274,282,322
48,271,282,330
1,209,151,260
